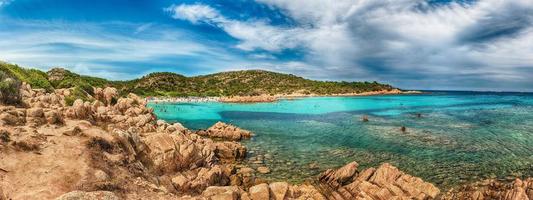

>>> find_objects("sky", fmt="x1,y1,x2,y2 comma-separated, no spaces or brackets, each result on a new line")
0,0,532,91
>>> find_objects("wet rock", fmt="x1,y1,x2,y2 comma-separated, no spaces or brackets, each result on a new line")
257,167,270,174
442,178,533,200
55,190,119,200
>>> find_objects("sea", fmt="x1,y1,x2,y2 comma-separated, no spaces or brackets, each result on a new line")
148,91,533,189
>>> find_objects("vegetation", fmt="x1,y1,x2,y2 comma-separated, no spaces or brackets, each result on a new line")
0,62,53,91
0,62,398,99
0,71,22,105
122,70,397,97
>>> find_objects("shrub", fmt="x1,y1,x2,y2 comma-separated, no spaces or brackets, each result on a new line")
0,71,22,105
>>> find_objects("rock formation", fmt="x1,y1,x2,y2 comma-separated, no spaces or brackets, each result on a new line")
442,178,533,200
317,162,440,200
196,122,252,141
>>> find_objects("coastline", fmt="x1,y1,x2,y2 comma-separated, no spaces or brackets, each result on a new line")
148,89,424,104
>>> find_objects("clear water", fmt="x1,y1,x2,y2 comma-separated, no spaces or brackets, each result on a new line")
148,92,533,189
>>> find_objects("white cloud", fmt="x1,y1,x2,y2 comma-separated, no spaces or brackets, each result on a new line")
0,0,11,7
169,0,533,91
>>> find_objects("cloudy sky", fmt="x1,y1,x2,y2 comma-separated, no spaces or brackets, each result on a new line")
0,0,532,91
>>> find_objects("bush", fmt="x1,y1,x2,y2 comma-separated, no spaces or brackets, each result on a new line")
0,71,22,105
64,85,93,106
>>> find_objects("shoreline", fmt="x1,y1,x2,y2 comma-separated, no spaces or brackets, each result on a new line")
147,89,424,104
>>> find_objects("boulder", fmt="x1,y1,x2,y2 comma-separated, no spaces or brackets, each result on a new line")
44,110,64,124
317,162,440,200
211,142,247,163
26,108,46,126
140,132,214,173
103,87,118,105
319,161,358,187
172,174,191,192
269,182,288,200
202,186,240,200
257,167,270,174
249,183,270,200
198,122,252,141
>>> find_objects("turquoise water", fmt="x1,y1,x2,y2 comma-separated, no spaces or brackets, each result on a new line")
149,92,533,189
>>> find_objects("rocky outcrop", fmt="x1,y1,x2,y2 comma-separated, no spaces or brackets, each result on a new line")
442,178,533,200
197,122,252,141
94,87,118,106
316,162,440,200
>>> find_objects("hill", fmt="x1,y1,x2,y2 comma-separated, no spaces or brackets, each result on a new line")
1,62,398,101
123,70,397,97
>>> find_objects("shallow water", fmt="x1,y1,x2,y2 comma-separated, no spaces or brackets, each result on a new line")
149,92,533,189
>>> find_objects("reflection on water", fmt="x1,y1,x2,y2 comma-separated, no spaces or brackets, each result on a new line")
149,92,533,189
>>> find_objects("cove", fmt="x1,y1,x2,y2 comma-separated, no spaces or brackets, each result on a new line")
148,91,533,189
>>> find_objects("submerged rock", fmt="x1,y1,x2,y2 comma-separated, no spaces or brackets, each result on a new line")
442,178,533,200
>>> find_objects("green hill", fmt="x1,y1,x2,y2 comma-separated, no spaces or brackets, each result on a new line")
1,62,398,100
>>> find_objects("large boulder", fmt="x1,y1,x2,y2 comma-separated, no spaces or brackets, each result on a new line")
249,183,270,200
319,161,359,187
210,141,247,163
102,87,118,105
197,122,252,141
317,162,440,200
140,132,215,174
66,99,93,120
269,182,289,200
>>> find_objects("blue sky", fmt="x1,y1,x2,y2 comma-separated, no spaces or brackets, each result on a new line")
0,0,532,91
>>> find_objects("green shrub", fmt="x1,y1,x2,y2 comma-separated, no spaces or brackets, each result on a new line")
0,71,22,105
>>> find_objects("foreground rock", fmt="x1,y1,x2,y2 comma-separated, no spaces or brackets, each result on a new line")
442,178,533,200
317,162,440,200
196,122,252,141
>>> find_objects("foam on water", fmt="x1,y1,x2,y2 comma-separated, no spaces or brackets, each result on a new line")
148,92,533,189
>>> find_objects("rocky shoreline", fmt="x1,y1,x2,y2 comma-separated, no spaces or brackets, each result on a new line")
1,84,531,200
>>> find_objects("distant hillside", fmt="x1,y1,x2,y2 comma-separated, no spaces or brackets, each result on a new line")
1,62,398,100
123,70,396,97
